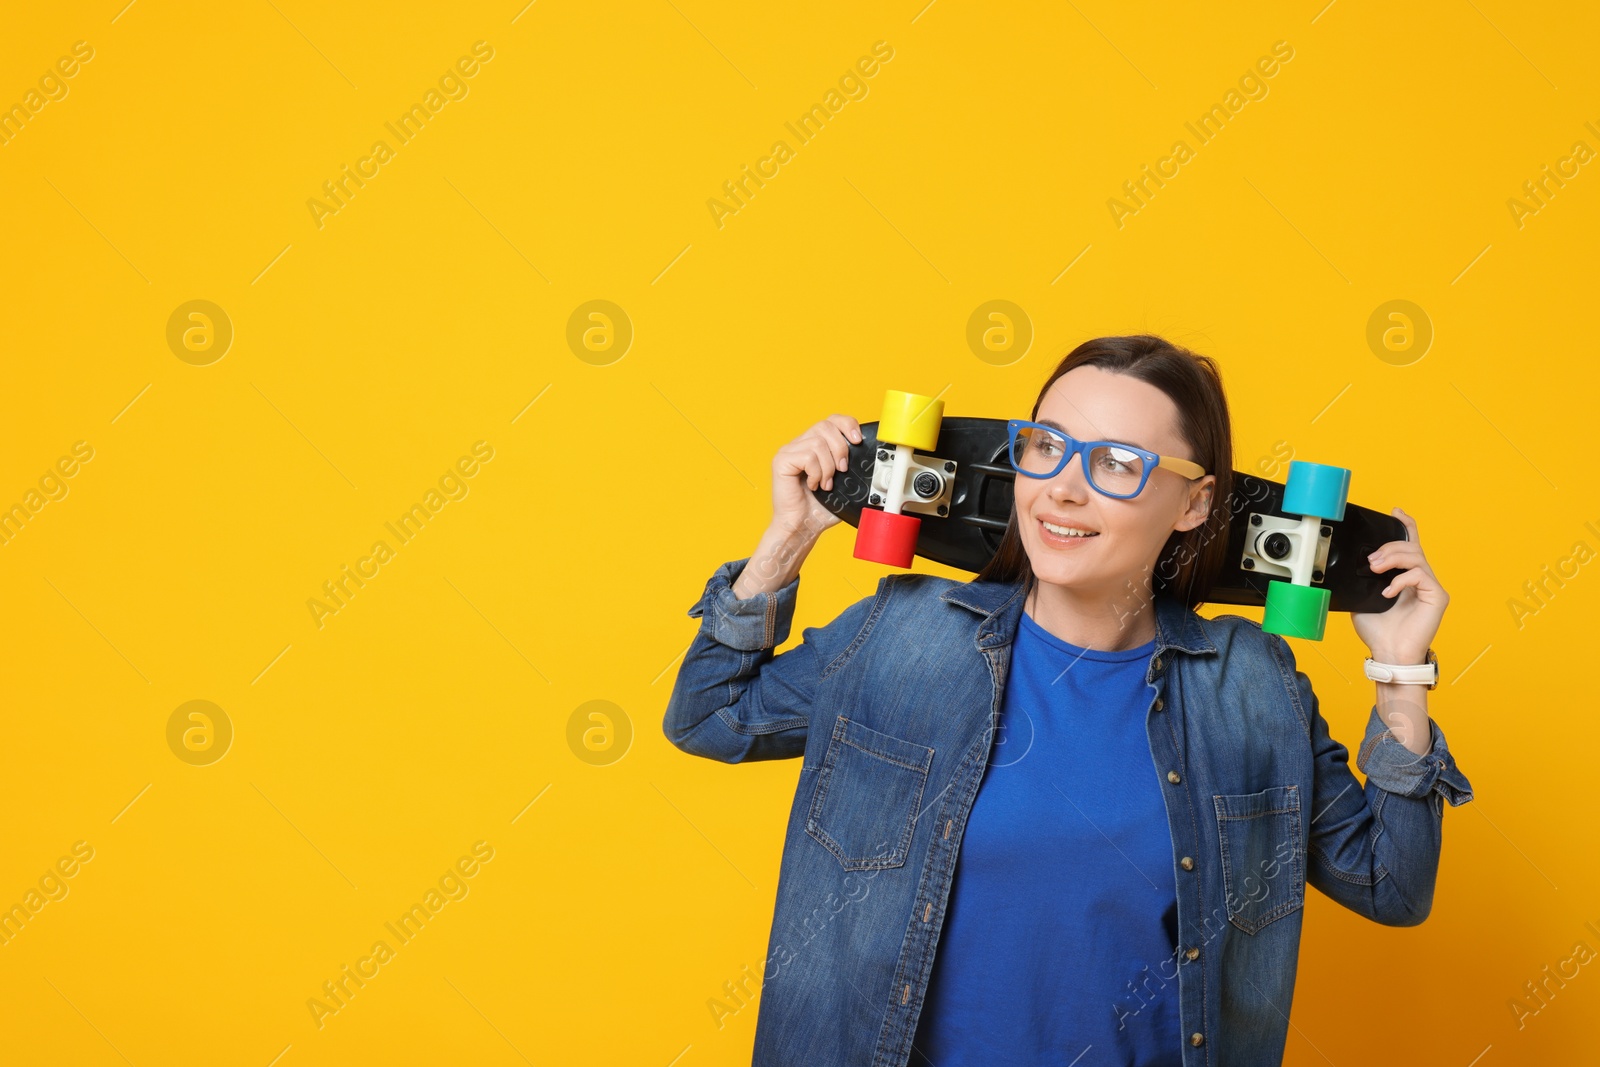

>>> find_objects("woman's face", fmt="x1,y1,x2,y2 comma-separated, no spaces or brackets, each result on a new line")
1012,365,1216,604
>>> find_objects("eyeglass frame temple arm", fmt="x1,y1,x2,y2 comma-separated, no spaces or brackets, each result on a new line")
1155,454,1207,479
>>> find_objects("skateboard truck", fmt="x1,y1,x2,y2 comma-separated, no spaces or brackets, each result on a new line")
854,390,949,569
1242,514,1332,583
1256,460,1351,641
868,449,955,519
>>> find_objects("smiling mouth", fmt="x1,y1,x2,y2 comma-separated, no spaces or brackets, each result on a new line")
1038,519,1099,543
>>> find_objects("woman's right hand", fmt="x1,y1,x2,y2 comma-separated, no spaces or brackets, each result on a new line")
770,414,864,537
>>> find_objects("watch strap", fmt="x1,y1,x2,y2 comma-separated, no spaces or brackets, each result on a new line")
1363,648,1438,690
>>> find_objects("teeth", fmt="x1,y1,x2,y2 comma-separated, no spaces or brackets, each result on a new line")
1042,521,1096,538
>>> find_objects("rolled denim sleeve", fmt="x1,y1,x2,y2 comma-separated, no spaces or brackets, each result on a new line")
685,556,800,651
1272,634,1470,926
663,557,877,764
1355,704,1475,815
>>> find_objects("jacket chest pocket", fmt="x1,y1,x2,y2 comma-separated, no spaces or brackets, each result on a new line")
1212,784,1305,935
806,716,934,871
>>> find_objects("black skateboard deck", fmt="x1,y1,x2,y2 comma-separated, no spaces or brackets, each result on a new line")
813,416,1408,615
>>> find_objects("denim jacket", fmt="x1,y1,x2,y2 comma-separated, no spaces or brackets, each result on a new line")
664,556,1475,1067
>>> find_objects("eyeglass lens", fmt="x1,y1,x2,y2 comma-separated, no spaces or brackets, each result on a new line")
1011,425,1145,495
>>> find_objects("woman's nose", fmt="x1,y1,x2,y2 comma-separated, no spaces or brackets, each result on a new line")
1049,455,1092,500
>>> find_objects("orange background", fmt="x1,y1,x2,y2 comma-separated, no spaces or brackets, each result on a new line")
1,1,1595,1063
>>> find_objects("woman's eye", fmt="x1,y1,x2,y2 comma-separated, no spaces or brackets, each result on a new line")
1099,448,1139,473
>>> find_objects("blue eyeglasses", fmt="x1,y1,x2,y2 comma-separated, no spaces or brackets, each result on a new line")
1007,419,1208,499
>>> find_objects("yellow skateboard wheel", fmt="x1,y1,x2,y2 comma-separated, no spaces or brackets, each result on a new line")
877,390,943,451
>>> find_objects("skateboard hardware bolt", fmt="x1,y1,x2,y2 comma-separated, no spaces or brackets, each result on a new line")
944,461,956,473
1243,558,1255,569
937,505,948,516
1250,514,1262,526
1263,532,1292,560
877,449,891,461
913,472,941,499
869,493,882,506
1312,570,1324,582
1320,525,1332,538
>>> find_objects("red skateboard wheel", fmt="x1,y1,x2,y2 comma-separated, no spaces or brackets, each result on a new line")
854,507,921,568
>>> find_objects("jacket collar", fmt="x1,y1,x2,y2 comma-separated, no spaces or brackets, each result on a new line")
937,573,1217,656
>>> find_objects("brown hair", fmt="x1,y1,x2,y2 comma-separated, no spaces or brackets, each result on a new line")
974,334,1235,612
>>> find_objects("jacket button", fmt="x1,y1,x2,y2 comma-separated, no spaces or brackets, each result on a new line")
1180,856,1194,870
1166,770,1181,784
1190,1032,1204,1047
1153,696,1164,711
1154,655,1164,671
1185,945,1199,961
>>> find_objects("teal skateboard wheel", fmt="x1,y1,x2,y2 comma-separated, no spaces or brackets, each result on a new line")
1282,461,1350,521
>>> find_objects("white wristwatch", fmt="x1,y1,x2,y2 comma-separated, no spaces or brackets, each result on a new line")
1362,647,1438,690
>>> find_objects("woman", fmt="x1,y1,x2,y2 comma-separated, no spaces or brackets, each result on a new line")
664,335,1473,1067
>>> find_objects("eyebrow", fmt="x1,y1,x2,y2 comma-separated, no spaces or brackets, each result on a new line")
1035,418,1152,453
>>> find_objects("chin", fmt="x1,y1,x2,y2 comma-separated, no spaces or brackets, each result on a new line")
1021,547,1074,584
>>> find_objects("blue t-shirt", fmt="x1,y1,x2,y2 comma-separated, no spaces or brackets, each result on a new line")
909,610,1182,1067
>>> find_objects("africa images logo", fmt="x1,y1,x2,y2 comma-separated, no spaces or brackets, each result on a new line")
705,41,895,229
306,42,496,230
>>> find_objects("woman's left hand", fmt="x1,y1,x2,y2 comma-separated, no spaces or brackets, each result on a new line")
1350,507,1448,664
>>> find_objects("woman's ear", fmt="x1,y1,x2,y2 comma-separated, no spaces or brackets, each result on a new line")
1177,476,1215,532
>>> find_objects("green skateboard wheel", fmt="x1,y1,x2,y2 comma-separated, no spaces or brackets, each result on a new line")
1262,579,1330,640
